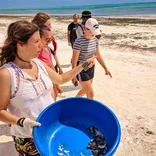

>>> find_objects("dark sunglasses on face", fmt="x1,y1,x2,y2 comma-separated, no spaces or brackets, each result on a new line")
46,38,52,43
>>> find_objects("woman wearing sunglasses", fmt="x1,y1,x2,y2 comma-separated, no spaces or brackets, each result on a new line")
32,12,63,100
72,18,112,99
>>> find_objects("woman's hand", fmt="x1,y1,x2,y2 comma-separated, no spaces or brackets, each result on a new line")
59,68,63,74
23,118,41,136
56,84,63,95
105,69,112,78
82,56,97,71
87,56,97,67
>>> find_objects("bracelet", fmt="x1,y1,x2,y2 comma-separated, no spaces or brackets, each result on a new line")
17,117,25,127
82,62,89,71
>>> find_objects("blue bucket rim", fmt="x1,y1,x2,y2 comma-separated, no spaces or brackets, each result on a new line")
33,97,121,156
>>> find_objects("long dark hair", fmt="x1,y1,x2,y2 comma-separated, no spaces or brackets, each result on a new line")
0,20,39,66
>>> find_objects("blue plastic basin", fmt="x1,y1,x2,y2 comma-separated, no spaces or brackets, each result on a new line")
33,97,121,156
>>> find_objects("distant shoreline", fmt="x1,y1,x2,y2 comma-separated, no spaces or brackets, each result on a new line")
0,14,156,19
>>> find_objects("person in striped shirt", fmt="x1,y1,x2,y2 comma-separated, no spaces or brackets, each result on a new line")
72,18,112,99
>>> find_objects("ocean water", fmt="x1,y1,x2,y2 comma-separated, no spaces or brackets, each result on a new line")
0,2,156,16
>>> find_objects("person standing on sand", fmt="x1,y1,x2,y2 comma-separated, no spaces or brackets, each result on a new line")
32,12,63,100
67,14,80,86
0,20,95,156
67,14,80,48
38,25,59,99
72,18,112,99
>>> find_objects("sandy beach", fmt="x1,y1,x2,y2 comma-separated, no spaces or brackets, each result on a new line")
0,15,156,156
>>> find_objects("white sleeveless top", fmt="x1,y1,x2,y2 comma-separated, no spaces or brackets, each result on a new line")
3,59,54,138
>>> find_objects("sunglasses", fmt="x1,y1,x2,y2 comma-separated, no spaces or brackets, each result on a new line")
45,38,52,43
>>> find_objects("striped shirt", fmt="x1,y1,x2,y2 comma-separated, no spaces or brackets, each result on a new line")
73,35,98,62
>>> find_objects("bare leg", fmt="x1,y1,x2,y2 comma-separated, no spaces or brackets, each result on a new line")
76,88,86,97
77,79,94,99
76,79,93,97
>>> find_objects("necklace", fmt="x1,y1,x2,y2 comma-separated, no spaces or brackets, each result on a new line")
19,61,38,80
16,54,33,69
13,60,38,80
14,53,38,79
16,54,30,64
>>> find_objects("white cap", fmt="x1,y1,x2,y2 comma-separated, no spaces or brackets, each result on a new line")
85,18,101,36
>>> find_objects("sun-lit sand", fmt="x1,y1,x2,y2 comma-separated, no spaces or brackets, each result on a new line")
0,15,156,156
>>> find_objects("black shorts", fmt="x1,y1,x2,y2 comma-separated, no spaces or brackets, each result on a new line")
77,62,95,81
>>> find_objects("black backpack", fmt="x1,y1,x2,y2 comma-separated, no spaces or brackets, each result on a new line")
71,24,84,42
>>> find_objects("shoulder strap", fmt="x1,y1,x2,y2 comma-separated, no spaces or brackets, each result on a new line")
49,47,55,56
79,24,84,34
2,63,21,99
33,59,48,75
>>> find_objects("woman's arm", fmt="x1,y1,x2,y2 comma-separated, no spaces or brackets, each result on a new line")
0,69,19,124
42,55,95,85
95,47,112,78
42,60,82,85
0,69,42,131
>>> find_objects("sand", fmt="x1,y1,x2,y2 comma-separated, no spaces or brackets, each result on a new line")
0,15,156,156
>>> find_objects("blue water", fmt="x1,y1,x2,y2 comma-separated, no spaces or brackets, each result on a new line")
0,2,156,16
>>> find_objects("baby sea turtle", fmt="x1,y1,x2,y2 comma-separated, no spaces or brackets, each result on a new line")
86,126,108,155
87,126,98,134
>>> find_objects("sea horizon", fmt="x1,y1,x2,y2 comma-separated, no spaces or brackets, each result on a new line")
0,2,156,16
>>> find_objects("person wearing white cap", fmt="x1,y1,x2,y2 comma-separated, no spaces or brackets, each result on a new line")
76,11,101,39
72,18,112,99
85,18,101,36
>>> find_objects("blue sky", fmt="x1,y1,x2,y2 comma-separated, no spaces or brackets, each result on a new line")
0,0,155,9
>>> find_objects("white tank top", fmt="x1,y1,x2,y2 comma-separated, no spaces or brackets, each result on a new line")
3,59,54,138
